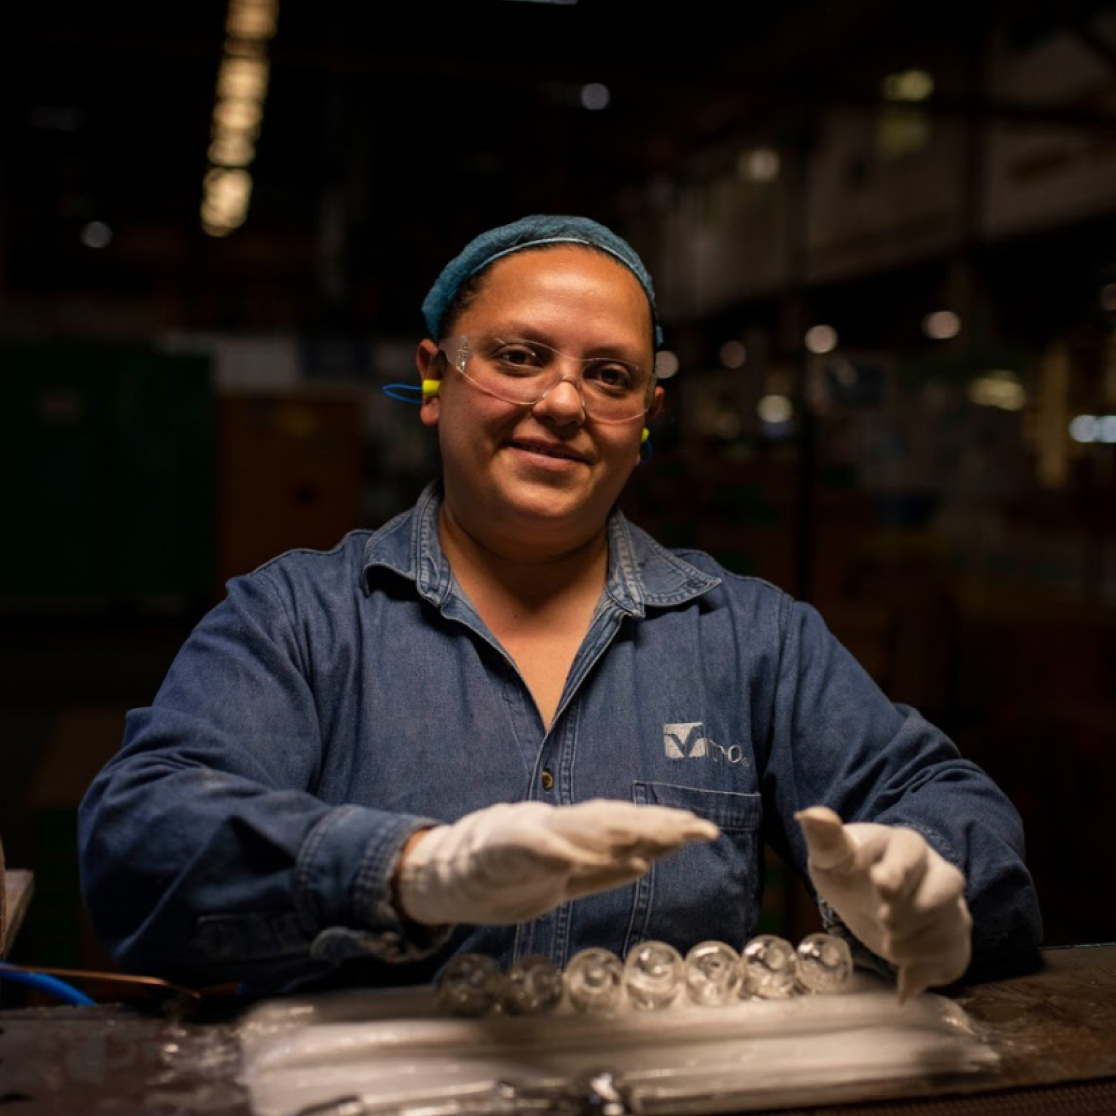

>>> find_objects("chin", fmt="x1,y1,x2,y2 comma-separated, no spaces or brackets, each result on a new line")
499,485,610,535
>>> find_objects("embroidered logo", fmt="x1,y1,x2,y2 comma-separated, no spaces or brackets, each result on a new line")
663,722,749,766
664,722,707,759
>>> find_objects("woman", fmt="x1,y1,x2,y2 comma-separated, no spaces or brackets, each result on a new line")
79,216,1042,996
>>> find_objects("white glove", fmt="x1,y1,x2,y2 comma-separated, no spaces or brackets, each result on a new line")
795,806,972,1001
396,799,719,927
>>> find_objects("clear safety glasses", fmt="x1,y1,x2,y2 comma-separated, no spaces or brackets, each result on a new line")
437,336,656,424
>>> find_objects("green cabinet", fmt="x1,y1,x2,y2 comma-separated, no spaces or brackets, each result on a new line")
2,344,216,611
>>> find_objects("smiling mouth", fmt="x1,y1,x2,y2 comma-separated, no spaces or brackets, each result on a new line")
511,440,586,463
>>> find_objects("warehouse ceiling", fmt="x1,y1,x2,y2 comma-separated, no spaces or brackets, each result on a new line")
0,0,1113,337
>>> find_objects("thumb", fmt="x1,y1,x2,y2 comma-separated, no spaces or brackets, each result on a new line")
897,964,923,1005
795,806,856,870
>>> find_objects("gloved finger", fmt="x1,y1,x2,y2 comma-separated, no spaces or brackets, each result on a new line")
557,799,719,843
879,892,968,955
794,806,856,871
896,944,971,1004
881,895,972,960
911,855,967,913
565,856,652,899
512,822,705,876
621,837,705,862
878,848,965,925
868,828,929,902
473,804,712,883
631,809,720,847
504,825,636,872
897,963,932,1004
548,801,718,853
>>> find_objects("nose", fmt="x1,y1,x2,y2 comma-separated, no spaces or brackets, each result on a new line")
532,375,586,424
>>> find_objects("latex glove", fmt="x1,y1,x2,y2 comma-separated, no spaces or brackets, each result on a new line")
396,799,719,927
795,806,972,1001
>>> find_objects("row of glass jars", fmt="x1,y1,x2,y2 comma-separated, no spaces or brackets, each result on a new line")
436,932,854,1017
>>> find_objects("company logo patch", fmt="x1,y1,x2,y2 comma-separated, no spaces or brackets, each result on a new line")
663,722,707,759
663,722,749,766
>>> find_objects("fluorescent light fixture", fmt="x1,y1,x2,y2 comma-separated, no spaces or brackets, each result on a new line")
882,69,934,102
201,0,279,236
201,168,254,237
967,370,1026,411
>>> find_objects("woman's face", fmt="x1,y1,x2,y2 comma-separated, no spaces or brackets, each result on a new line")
417,245,662,556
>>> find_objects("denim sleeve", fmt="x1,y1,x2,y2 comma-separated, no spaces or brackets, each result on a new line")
77,570,448,991
759,597,1043,981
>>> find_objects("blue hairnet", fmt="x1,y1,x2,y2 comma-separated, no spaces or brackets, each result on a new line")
421,214,663,349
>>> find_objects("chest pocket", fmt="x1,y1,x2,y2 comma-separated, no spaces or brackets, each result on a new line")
625,781,763,956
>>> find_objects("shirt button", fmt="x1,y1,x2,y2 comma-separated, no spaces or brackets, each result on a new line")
540,769,555,791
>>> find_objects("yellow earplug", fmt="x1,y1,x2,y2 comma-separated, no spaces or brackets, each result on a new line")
640,427,650,443
422,379,441,399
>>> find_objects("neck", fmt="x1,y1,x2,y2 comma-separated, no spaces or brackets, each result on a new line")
438,501,610,609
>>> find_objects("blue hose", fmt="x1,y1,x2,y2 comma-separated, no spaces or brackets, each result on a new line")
0,962,96,1006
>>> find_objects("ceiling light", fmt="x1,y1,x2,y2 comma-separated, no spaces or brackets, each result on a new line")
580,83,610,111
201,0,279,237
737,148,779,183
967,371,1026,411
80,221,113,249
882,69,934,102
804,325,838,354
758,394,793,424
1070,415,1116,443
202,169,253,238
719,341,747,369
655,350,680,380
922,310,961,340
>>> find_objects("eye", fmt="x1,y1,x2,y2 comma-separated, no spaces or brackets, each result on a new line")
492,340,548,374
584,360,638,393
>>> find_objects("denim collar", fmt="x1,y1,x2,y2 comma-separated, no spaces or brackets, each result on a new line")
362,480,720,618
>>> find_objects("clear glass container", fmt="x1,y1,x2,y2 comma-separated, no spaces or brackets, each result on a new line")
684,940,742,1006
435,953,504,1017
796,932,853,993
501,954,564,1015
566,947,625,1014
623,940,684,1010
740,934,798,999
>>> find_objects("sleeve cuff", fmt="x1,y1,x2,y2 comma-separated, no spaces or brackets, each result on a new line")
295,804,449,964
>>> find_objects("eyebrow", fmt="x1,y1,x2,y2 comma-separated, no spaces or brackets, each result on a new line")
486,326,647,367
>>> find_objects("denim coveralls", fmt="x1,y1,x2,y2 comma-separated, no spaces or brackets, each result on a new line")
78,482,1042,992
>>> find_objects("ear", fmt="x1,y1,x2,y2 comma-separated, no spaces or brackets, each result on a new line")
416,339,442,427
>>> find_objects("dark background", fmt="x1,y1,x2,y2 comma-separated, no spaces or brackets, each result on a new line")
1,0,1114,988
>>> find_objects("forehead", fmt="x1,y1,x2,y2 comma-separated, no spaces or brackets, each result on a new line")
460,245,654,348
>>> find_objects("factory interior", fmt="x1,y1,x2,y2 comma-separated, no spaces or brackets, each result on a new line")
1,0,1115,1030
